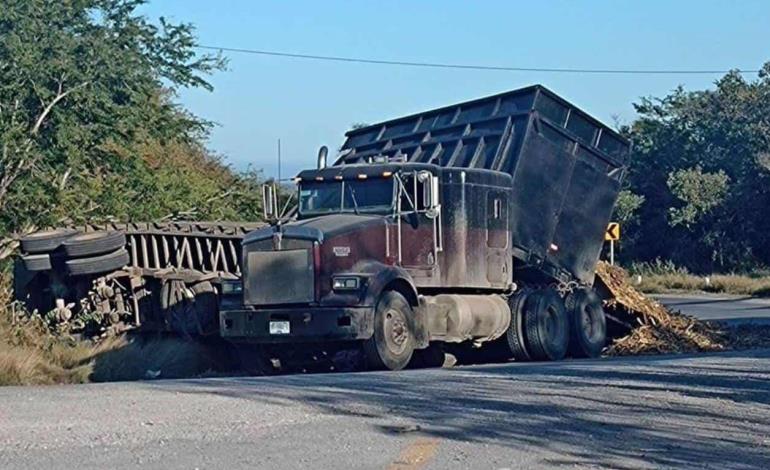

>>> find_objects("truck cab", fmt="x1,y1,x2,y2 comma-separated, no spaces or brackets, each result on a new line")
220,162,515,369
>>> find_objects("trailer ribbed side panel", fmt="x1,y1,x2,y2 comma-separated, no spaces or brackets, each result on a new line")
335,85,630,284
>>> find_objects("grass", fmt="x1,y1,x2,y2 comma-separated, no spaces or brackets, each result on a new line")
628,260,770,297
0,271,233,386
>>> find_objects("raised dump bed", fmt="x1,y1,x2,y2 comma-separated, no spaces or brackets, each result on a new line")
334,85,630,284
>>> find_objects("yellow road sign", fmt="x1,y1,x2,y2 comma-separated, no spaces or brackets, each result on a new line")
605,222,620,241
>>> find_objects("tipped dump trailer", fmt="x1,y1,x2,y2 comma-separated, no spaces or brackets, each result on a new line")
220,85,631,370
335,85,628,285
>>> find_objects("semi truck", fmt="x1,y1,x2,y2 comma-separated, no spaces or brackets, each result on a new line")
218,85,630,370
12,85,628,372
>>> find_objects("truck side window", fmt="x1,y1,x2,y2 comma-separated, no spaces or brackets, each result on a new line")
399,174,427,212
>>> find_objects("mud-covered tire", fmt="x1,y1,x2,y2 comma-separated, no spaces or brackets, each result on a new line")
65,248,129,276
20,253,53,272
523,288,569,361
410,342,445,369
363,290,416,371
20,229,79,254
505,288,532,361
566,288,607,358
63,231,126,258
191,281,218,335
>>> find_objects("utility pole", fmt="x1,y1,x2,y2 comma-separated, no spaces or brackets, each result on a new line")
277,138,282,182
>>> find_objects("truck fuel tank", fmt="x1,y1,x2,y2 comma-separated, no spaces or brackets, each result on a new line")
420,294,510,344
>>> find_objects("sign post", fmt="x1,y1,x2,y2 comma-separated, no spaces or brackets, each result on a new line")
605,222,620,265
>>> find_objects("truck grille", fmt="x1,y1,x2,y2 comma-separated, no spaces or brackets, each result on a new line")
244,249,314,305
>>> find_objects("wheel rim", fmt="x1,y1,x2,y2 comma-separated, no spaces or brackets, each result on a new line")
544,305,559,337
582,304,602,342
383,308,409,355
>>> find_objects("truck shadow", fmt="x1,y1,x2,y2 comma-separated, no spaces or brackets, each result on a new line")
158,349,770,469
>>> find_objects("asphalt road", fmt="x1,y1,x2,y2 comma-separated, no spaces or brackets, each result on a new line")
1,348,770,470
2,294,769,469
655,294,770,324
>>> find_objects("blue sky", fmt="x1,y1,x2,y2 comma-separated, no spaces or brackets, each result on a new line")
141,0,770,178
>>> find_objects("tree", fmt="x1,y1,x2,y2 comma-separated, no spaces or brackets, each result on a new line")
622,63,770,272
667,166,729,228
613,190,645,226
0,0,241,235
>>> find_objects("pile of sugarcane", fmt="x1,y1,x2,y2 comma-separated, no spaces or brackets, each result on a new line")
595,261,731,355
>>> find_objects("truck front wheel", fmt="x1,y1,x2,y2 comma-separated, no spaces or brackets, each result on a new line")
363,290,416,371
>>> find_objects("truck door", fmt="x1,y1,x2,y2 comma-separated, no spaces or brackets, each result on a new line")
486,190,510,285
395,172,441,281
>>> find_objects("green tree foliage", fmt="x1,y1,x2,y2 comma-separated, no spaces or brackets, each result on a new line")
622,64,770,272
0,0,263,237
613,190,645,226
667,166,729,228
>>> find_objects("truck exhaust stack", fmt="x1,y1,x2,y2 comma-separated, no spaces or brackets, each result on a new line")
317,145,328,169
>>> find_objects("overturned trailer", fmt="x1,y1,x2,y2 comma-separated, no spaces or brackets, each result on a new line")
13,221,263,336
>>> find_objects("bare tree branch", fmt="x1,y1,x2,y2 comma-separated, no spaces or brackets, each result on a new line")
0,81,89,210
31,81,89,135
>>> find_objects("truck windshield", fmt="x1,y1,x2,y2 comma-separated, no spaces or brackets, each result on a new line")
299,179,395,216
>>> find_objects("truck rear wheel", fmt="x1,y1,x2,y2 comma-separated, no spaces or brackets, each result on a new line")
566,288,606,358
505,288,532,361
523,288,569,361
363,290,415,371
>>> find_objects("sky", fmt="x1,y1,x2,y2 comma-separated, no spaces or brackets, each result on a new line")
141,0,770,179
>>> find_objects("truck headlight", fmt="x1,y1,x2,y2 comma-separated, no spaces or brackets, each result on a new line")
332,276,361,290
221,280,243,295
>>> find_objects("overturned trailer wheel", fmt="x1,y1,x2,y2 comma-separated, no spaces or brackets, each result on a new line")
65,249,130,276
62,231,126,257
160,279,219,338
20,253,53,272
20,228,78,254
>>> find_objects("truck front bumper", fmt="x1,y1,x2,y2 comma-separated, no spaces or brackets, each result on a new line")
219,306,374,343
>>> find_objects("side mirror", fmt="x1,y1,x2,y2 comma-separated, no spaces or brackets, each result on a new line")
418,172,441,219
262,183,278,221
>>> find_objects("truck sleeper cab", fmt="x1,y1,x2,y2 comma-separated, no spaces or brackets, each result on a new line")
220,163,519,369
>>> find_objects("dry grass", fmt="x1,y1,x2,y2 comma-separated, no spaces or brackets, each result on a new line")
0,271,232,386
635,273,770,296
0,305,95,386
628,260,770,296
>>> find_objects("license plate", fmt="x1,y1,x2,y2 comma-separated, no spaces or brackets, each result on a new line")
269,321,290,335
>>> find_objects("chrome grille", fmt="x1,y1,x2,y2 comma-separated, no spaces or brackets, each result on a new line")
244,249,314,305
